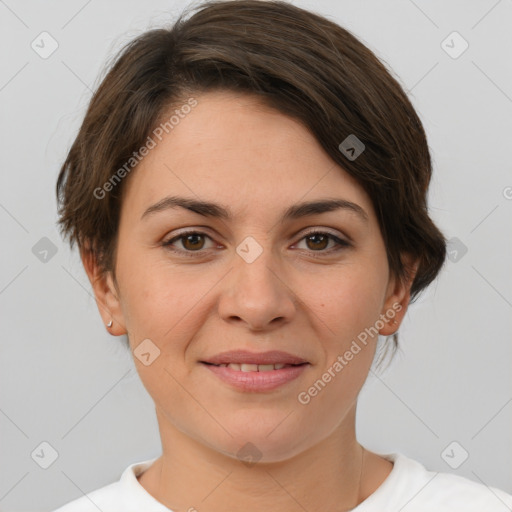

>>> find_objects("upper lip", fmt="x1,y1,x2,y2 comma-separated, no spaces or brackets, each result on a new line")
201,350,309,366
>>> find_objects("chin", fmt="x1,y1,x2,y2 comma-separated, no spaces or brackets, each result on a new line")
206,414,314,464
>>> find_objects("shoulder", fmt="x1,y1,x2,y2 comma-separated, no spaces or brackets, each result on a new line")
52,458,163,512
367,452,512,511
52,480,123,512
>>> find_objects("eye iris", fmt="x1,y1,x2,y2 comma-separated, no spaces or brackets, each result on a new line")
306,233,329,250
182,233,204,250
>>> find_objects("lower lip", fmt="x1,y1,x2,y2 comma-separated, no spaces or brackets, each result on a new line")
201,363,309,392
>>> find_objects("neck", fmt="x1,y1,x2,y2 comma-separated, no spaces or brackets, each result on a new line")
137,406,389,512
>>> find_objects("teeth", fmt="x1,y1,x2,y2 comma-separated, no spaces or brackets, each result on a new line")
216,363,296,372
241,363,259,372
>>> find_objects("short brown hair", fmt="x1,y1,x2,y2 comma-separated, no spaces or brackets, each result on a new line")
56,0,446,357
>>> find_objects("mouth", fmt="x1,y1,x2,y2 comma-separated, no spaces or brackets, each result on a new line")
199,350,310,392
201,361,309,372
200,349,309,367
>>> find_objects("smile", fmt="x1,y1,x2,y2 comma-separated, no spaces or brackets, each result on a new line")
201,361,310,392
204,362,306,372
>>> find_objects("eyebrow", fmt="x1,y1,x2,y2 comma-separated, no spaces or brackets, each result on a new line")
141,195,369,224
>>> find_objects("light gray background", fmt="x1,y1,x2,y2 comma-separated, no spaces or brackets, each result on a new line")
1,0,511,510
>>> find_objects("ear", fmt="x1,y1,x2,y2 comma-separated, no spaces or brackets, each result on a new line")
80,248,127,336
378,253,419,336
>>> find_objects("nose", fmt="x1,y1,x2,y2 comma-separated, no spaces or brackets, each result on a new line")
217,243,296,331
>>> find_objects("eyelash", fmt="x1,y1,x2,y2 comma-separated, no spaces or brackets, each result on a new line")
162,229,351,258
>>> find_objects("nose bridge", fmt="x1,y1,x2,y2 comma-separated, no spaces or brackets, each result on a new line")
218,233,296,329
234,233,283,294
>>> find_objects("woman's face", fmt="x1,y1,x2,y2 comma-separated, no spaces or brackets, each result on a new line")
91,90,411,462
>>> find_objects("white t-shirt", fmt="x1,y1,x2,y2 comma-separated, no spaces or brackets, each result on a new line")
53,452,512,511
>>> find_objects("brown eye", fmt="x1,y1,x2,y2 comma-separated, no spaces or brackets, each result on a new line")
295,231,350,254
181,233,206,251
305,233,330,251
163,231,215,256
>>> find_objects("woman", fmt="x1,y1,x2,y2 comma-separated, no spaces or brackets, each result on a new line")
53,0,512,510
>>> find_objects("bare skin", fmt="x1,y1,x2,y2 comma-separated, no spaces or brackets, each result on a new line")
83,90,416,511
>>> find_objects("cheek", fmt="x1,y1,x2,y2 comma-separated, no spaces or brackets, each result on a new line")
115,255,211,420
306,263,387,344
116,249,217,349
295,269,385,421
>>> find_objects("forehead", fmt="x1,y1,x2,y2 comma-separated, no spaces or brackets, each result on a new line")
121,90,375,223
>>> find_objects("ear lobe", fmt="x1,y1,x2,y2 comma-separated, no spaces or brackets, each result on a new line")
80,248,127,335
379,254,419,336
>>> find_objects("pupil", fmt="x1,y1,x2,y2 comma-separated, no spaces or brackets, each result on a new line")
307,234,328,250
184,234,203,250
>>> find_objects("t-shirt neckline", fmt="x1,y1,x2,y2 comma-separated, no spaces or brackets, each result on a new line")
121,452,405,511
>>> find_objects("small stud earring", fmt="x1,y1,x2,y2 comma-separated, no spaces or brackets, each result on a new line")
107,320,113,328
